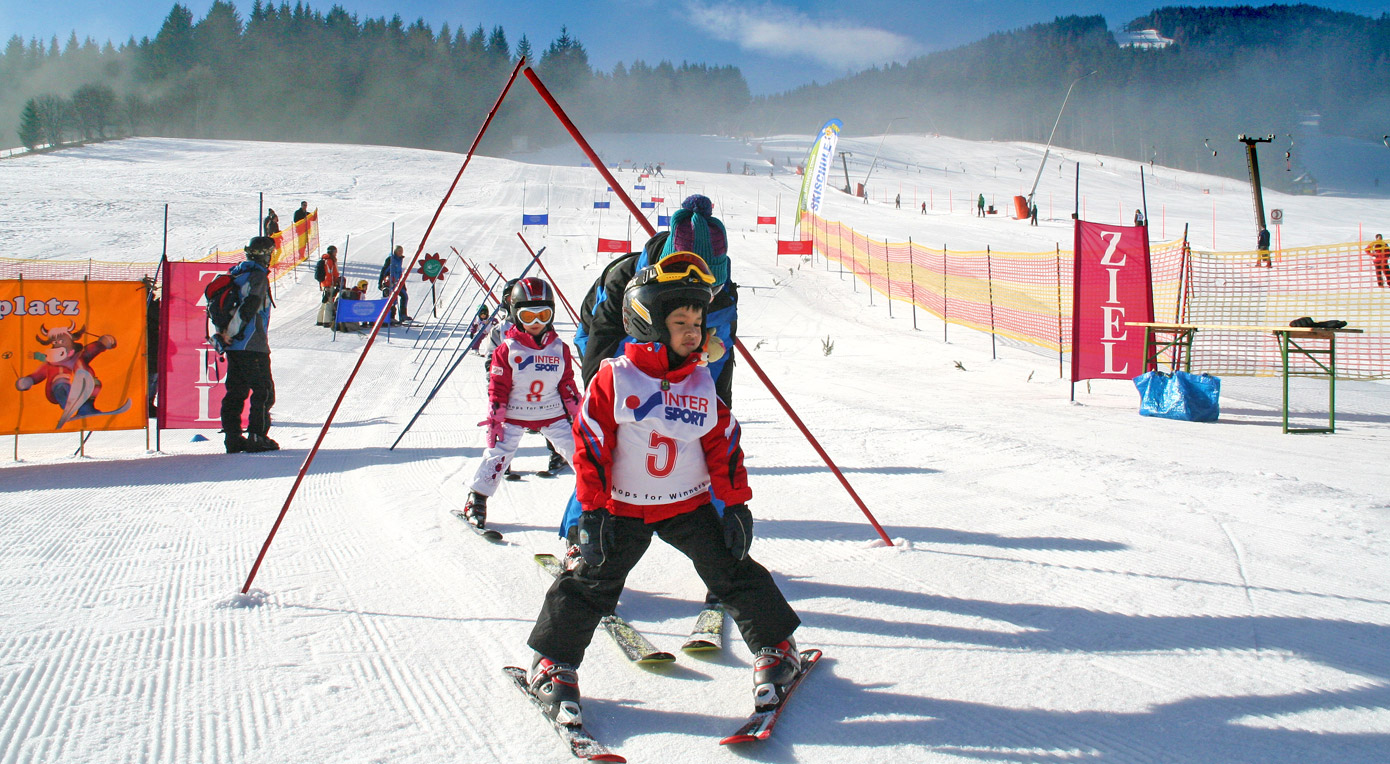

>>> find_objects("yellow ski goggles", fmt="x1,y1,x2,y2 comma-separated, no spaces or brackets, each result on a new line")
517,306,554,325
653,251,716,285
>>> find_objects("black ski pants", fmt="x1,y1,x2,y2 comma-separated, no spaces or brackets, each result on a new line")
220,350,275,437
528,503,800,666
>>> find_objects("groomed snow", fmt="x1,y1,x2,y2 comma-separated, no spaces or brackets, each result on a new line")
1,134,1387,764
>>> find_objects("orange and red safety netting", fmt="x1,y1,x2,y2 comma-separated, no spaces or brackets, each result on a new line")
802,212,1388,380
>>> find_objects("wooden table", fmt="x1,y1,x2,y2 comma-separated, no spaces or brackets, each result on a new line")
1127,322,1363,433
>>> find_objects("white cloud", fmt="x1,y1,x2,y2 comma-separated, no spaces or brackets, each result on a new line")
688,2,920,70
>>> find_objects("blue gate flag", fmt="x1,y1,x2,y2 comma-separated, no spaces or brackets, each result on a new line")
657,215,670,226
633,185,646,190
640,201,655,209
522,213,549,225
336,297,390,324
593,201,610,209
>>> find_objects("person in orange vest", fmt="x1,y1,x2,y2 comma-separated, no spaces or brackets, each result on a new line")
1367,233,1389,288
315,245,341,327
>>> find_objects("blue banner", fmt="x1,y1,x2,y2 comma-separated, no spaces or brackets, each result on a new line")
633,185,646,190
593,201,610,209
640,201,655,209
336,297,390,324
657,215,670,226
522,213,549,225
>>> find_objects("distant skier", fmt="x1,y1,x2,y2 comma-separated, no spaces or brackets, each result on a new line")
1367,233,1389,288
521,255,802,728
977,193,986,217
1256,227,1273,268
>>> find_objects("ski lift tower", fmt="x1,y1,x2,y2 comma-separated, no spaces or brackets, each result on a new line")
1239,133,1276,235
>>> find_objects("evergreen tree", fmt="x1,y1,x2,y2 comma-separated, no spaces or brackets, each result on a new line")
18,98,43,149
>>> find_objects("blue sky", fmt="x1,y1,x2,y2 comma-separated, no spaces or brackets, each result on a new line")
3,0,1388,94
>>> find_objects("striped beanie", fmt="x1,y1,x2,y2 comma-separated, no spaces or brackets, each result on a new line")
662,194,729,286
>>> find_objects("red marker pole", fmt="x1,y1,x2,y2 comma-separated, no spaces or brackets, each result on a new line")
240,58,528,594
524,65,893,546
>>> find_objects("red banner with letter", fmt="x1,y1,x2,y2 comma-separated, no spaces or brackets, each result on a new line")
597,238,631,253
1070,221,1153,382
777,240,813,256
757,216,776,225
158,261,243,430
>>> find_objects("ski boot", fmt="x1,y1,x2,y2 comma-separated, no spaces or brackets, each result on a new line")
504,466,522,482
528,654,583,726
463,491,488,528
245,433,280,452
753,637,801,711
546,451,567,475
224,432,249,454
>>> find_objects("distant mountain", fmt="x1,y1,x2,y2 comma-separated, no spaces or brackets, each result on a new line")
746,5,1390,187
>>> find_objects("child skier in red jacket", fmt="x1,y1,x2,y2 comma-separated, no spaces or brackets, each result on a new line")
462,278,581,527
522,253,801,727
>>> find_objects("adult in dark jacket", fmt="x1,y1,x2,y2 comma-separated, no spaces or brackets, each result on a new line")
293,201,310,224
217,236,278,453
262,209,279,237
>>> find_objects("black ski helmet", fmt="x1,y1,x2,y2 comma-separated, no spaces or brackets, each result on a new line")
245,236,275,266
621,253,714,344
508,277,555,329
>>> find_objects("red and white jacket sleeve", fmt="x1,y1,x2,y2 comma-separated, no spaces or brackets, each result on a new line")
557,342,581,406
572,363,618,512
486,342,512,412
700,398,752,505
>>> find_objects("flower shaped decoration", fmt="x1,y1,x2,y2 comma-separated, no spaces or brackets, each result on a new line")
417,253,449,282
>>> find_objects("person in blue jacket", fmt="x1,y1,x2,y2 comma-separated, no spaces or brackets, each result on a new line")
560,194,739,556
216,236,278,453
379,245,412,324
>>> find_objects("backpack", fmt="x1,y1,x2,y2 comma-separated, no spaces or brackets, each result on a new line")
205,269,242,341
314,258,327,283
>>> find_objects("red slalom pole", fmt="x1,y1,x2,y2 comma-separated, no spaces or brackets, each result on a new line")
524,65,893,545
453,248,499,304
517,232,579,324
240,58,527,594
733,338,892,545
523,68,651,233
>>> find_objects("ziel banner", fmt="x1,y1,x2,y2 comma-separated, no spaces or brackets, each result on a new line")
159,261,239,430
1070,221,1154,382
2,279,147,434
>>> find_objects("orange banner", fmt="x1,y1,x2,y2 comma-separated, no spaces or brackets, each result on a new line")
2,280,148,434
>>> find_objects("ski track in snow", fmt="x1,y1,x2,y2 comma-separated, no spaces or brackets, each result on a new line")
1,136,1388,764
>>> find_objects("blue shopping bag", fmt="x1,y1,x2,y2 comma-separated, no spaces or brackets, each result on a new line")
1133,370,1221,422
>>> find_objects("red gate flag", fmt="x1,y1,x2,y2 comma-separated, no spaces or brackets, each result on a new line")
597,238,631,253
2,280,147,434
777,240,813,255
1070,220,1154,382
159,261,242,429
650,197,665,203
757,216,776,225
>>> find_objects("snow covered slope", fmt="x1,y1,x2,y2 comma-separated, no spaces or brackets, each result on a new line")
1,136,1387,764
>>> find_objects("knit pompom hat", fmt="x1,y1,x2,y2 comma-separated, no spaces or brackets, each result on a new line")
662,194,729,286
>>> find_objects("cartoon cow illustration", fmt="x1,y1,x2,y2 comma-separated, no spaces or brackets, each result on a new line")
15,321,131,427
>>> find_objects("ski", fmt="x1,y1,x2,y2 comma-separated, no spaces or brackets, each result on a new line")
719,649,823,745
502,666,625,762
450,509,502,542
681,603,725,652
533,554,675,664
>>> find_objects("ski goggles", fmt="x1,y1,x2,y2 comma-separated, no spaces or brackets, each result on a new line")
516,306,553,325
653,251,716,285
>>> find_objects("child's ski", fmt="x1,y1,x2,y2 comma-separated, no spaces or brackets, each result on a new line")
502,666,625,762
719,649,823,745
534,554,675,664
681,603,725,652
450,509,502,542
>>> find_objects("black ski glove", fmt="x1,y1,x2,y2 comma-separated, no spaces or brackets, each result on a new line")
722,503,753,561
577,508,615,567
